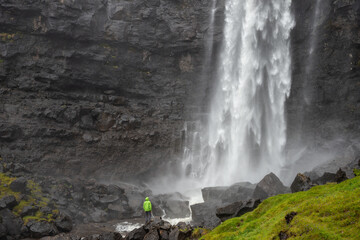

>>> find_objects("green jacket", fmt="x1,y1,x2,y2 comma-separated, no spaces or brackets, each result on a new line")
143,197,152,212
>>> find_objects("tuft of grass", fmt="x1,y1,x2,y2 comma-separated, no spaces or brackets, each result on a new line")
192,228,211,238
353,169,360,177
202,177,360,240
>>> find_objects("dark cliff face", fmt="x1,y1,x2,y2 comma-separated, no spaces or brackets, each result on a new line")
288,0,360,165
0,0,224,180
0,0,359,181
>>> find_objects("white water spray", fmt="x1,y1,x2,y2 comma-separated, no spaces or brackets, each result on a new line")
182,0,295,187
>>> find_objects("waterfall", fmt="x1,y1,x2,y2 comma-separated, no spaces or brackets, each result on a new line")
183,0,295,186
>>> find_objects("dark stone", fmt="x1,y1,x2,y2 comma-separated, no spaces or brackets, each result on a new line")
290,173,312,193
20,205,38,217
125,226,146,240
54,213,73,232
314,172,337,185
279,231,289,240
0,209,23,237
99,232,124,240
29,221,58,238
285,212,297,224
190,201,222,229
219,182,256,203
168,227,191,240
144,229,159,240
252,173,290,200
202,187,228,202
0,224,6,238
0,195,17,210
159,229,169,240
335,168,348,183
216,199,261,222
9,177,28,193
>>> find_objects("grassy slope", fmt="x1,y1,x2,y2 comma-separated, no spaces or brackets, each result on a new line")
202,177,360,240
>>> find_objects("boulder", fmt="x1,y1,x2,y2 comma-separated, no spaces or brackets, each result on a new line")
169,227,191,240
190,201,222,229
9,177,28,193
90,208,108,223
252,173,290,200
0,209,23,237
201,187,228,202
125,226,146,240
98,232,124,240
144,229,159,240
216,199,261,222
314,172,337,185
335,168,348,183
154,192,190,218
161,199,190,219
54,213,73,232
219,182,255,203
0,224,6,238
159,229,169,240
0,195,17,210
290,173,312,193
28,221,58,238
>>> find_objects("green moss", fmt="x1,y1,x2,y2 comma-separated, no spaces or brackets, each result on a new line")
354,169,360,177
202,177,360,240
0,173,57,225
192,228,210,238
0,173,20,200
0,33,16,42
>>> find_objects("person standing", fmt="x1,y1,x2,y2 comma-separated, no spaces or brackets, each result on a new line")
143,197,152,224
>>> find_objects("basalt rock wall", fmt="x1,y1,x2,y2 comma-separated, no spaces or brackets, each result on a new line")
0,0,224,180
288,0,360,168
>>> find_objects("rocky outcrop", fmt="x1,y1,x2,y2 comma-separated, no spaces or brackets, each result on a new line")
290,173,312,193
252,173,290,200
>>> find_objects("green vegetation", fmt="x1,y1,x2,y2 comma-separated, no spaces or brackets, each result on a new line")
0,173,58,224
192,228,210,239
354,169,360,177
0,33,16,42
202,177,360,240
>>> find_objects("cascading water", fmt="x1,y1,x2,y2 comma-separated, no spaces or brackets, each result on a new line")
182,0,295,187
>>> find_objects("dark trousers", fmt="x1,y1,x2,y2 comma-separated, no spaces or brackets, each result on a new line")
145,211,152,224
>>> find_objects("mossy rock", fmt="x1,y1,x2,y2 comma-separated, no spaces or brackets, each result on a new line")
0,173,58,225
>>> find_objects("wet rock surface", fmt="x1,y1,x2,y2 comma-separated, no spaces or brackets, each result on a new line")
0,0,225,181
290,173,312,193
287,0,360,174
216,199,261,222
252,173,290,200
